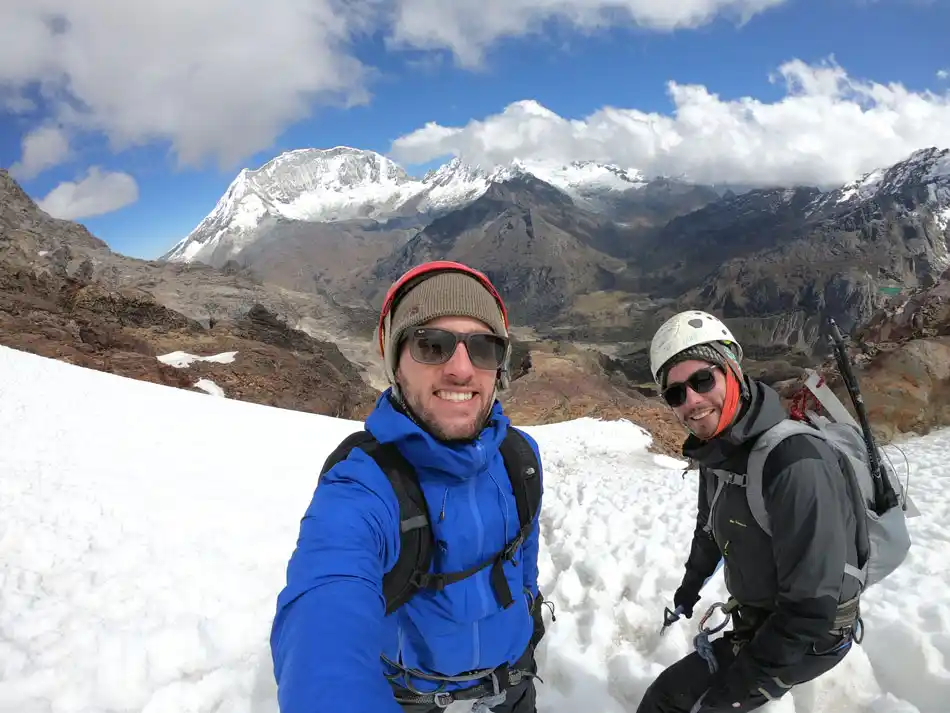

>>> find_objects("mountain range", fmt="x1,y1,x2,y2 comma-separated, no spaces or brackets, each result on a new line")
3,142,950,446
162,145,950,380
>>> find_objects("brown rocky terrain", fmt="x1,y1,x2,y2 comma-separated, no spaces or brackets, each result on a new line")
364,175,637,323
500,341,687,456
0,168,379,418
0,260,379,418
0,169,386,388
803,270,950,443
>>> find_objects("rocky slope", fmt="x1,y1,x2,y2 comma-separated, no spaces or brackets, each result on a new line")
760,266,950,450
499,340,687,456
574,147,950,367
0,168,380,415
828,268,950,442
366,174,640,323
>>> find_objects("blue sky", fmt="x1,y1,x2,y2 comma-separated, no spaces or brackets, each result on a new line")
1,0,949,261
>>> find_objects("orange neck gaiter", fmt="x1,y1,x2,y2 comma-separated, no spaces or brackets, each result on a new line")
712,369,742,438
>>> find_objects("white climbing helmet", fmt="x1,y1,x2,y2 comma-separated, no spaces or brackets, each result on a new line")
649,310,743,385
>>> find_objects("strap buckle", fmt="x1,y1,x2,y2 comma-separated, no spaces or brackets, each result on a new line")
413,572,445,591
433,691,453,708
502,533,526,563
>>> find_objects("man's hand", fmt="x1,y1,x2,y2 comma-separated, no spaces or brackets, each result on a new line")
673,583,701,619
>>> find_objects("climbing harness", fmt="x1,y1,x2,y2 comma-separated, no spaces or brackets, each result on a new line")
693,599,739,673
386,654,537,709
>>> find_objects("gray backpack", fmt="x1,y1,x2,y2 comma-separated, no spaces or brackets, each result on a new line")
730,413,913,591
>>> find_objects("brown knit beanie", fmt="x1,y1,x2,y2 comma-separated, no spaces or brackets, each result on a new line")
383,271,509,388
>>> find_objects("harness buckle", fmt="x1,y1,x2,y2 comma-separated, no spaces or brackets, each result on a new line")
413,572,445,591
503,533,525,562
433,691,453,708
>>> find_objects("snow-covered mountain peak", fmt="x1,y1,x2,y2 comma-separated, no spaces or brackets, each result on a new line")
254,146,411,194
793,146,950,236
163,149,651,265
831,147,949,205
516,158,648,193
422,157,487,187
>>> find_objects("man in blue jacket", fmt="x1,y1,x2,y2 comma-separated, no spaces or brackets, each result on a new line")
270,260,547,713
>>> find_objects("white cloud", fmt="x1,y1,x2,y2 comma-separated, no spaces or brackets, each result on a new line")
0,0,786,172
9,126,70,179
0,0,370,171
938,69,949,80
390,58,950,187
37,167,139,220
387,0,786,67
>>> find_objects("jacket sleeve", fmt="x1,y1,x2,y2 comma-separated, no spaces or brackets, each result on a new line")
269,449,403,713
519,430,543,600
709,436,849,696
676,468,723,608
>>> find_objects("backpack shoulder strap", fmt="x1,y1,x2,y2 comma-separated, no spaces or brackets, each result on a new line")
499,427,542,528
744,419,823,536
319,429,433,616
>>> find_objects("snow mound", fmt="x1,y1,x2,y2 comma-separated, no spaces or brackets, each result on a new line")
0,345,944,713
193,378,226,397
157,350,238,368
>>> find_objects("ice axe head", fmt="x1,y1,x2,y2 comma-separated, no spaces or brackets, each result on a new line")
660,605,685,635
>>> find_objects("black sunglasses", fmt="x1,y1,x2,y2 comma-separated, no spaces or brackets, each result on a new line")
662,367,719,407
406,327,508,370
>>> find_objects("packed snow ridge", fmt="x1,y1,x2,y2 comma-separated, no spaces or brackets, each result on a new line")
1,343,947,713
162,147,650,264
156,350,238,368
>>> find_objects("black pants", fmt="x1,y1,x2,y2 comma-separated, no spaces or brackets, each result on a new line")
636,630,851,713
393,647,537,713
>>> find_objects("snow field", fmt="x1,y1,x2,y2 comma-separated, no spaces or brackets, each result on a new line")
0,344,947,713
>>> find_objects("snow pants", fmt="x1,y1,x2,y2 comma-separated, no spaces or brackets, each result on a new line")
635,630,851,713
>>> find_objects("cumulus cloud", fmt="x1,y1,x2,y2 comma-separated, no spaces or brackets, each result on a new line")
0,0,786,174
9,126,70,180
0,0,370,171
938,69,949,80
387,0,786,67
390,58,950,187
37,167,139,221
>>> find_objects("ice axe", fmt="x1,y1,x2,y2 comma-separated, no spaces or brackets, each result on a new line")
660,558,724,635
659,605,684,636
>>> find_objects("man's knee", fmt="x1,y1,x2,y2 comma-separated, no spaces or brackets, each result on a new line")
636,667,702,713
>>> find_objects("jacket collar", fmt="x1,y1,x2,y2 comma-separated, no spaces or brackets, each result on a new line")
365,388,510,481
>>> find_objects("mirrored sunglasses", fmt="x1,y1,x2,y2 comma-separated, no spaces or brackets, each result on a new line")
407,327,508,371
662,367,719,407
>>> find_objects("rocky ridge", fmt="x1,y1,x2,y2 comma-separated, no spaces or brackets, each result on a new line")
0,168,379,418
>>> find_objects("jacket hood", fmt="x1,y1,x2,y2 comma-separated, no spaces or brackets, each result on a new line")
365,387,510,481
682,378,787,468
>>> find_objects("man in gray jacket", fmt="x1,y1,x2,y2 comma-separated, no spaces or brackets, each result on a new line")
637,310,859,713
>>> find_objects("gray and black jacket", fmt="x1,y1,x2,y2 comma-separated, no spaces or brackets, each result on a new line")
677,378,860,678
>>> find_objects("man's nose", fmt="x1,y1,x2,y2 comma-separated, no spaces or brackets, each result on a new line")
443,340,475,378
683,385,705,407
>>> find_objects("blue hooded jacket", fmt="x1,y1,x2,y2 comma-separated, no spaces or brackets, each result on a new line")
270,390,543,713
